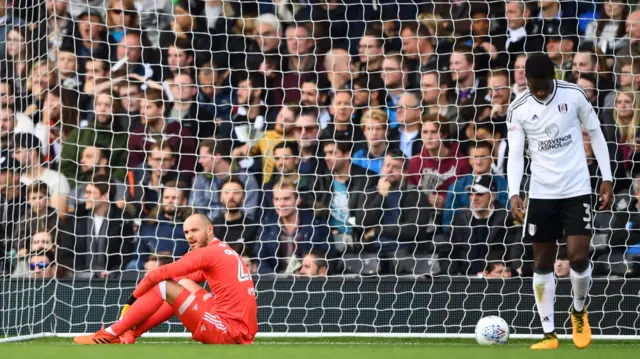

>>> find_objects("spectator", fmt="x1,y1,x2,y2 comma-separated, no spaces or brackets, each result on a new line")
233,103,299,184
23,182,58,248
355,149,431,274
295,108,327,180
164,37,195,81
75,7,116,62
299,74,331,129
400,22,449,87
143,252,173,273
12,249,58,279
298,250,329,277
13,133,70,214
68,146,127,211
616,10,640,58
357,27,385,75
443,140,509,231
123,141,181,219
56,45,80,90
484,261,513,279
500,0,543,62
0,152,27,265
59,174,134,278
420,70,457,125
582,128,629,197
222,72,266,141
545,24,576,80
113,30,155,80
212,177,259,257
352,74,385,123
449,45,489,131
316,137,378,253
33,88,80,161
115,78,143,130
197,61,232,126
610,90,640,170
127,88,197,175
487,70,513,127
511,53,528,96
440,174,522,276
130,182,191,270
555,246,570,278
0,103,32,149
263,141,302,206
167,72,215,138
82,58,109,96
585,0,630,55
408,114,471,211
105,0,139,44
190,138,260,221
323,48,353,92
352,109,396,174
12,228,57,276
60,91,129,187
254,178,331,274
253,13,281,56
395,92,423,158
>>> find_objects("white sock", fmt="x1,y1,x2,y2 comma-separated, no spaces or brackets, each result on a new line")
105,327,116,335
533,271,556,334
570,264,591,312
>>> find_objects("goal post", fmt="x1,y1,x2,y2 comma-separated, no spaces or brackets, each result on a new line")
2,0,640,344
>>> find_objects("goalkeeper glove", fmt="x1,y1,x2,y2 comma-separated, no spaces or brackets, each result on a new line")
119,304,131,320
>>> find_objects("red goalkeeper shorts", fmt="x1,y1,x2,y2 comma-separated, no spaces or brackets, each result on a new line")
172,288,242,344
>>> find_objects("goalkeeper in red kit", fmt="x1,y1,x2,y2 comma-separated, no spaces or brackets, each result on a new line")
73,214,257,345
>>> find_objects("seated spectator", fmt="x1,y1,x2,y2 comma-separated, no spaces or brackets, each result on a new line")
24,181,58,243
408,114,471,212
13,133,70,214
233,103,299,184
582,128,630,200
127,88,196,176
511,54,528,96
12,249,58,279
352,75,385,124
130,182,191,270
144,252,173,273
585,0,630,56
33,88,80,161
212,177,259,257
483,261,513,279
56,44,81,90
294,108,328,180
352,109,398,174
420,70,458,126
299,75,331,129
394,92,423,158
399,21,450,87
500,0,543,63
190,138,260,221
221,72,267,140
321,89,364,147
167,72,215,138
262,141,312,209
254,178,331,274
59,174,134,278
0,103,33,149
316,137,378,253
115,78,143,130
355,149,431,274
60,91,129,187
555,246,570,278
0,152,27,265
298,250,329,277
197,60,232,125
123,141,181,219
443,141,509,231
381,53,410,127
486,70,513,129
12,228,57,276
449,45,489,131
610,90,640,170
68,146,127,211
323,48,353,93
75,7,116,62
440,174,522,276
470,122,508,175
82,58,109,96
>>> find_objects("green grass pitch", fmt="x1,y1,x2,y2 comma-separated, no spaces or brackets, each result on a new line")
2,337,639,358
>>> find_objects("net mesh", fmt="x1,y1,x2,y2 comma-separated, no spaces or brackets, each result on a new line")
1,0,640,339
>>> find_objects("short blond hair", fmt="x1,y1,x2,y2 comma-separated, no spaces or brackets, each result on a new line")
360,108,388,129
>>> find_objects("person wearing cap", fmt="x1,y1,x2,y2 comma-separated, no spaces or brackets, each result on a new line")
543,21,577,81
439,173,522,276
0,150,29,273
12,133,70,215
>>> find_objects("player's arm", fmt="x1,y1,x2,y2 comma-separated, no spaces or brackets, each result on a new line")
506,107,526,222
578,93,614,208
129,250,210,301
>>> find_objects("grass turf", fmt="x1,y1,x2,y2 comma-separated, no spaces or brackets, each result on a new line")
2,337,639,358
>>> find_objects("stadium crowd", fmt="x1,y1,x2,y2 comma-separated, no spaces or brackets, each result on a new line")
0,0,639,280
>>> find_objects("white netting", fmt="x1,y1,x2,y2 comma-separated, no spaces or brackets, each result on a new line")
1,0,640,341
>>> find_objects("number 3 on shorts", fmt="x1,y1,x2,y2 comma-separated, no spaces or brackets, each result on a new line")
582,203,592,230
224,249,250,282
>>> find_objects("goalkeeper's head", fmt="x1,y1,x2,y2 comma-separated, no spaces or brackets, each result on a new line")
525,53,555,101
184,213,214,249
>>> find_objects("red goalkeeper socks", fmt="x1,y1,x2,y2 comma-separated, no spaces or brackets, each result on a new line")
133,303,175,337
108,284,165,336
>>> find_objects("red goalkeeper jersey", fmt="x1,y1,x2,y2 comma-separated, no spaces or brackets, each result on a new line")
133,239,257,338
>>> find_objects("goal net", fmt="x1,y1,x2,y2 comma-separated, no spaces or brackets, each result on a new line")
1,0,640,342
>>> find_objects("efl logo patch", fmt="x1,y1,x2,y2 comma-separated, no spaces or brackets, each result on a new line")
558,104,568,114
528,224,537,236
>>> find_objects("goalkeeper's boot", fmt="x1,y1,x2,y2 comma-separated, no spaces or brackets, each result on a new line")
530,332,559,350
120,330,139,344
571,306,592,349
73,325,121,345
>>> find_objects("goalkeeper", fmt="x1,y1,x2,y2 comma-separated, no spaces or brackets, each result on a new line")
73,214,257,345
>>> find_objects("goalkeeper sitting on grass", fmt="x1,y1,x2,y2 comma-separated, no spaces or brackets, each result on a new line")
73,214,258,345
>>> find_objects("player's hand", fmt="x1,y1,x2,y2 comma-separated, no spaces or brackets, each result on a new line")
599,180,613,210
510,195,526,224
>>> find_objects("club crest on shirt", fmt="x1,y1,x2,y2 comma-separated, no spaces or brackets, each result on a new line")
558,104,568,114
545,124,559,138
528,224,537,236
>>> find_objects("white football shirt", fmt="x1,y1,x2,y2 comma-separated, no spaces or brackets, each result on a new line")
507,80,607,199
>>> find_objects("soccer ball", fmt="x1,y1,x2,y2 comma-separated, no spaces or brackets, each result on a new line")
475,316,510,345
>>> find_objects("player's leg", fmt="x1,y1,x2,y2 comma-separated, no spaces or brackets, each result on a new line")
525,198,561,349
563,195,594,349
127,279,203,340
